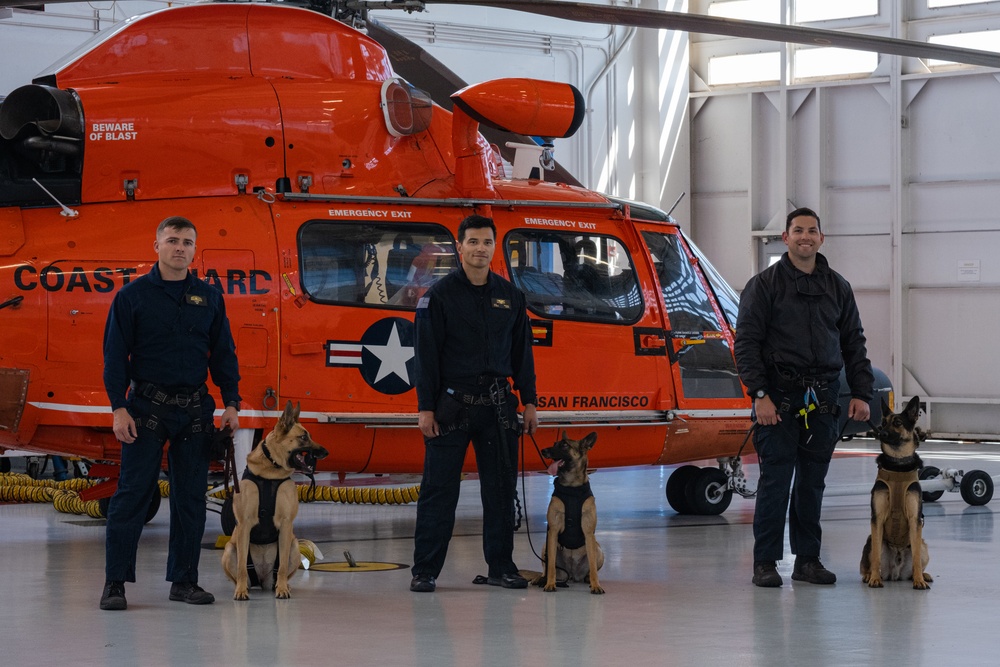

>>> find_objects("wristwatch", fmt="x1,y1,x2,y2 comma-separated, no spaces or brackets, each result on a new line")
754,389,767,400
225,400,241,412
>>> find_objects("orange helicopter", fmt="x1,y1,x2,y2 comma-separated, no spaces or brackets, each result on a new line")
3,0,994,516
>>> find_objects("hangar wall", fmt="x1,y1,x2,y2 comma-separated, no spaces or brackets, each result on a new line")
688,0,1000,438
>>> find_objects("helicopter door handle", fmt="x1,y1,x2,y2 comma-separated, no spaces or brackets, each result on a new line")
640,334,666,349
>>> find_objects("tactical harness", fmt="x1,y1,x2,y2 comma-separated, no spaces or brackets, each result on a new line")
240,468,292,546
874,453,926,549
552,480,594,550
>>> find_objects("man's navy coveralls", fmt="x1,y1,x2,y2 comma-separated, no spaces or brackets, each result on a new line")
411,267,537,580
735,252,874,562
103,262,240,584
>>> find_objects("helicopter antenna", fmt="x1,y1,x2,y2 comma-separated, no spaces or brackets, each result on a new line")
665,192,685,218
31,177,79,218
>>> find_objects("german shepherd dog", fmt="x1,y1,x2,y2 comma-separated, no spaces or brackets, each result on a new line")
536,431,605,594
222,401,328,600
860,395,932,589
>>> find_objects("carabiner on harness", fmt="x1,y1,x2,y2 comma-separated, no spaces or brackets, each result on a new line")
798,386,818,429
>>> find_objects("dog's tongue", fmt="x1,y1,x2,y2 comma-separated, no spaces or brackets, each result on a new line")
547,460,563,476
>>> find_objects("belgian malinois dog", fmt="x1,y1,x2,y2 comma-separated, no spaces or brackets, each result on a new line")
222,401,328,599
536,431,605,594
860,395,932,589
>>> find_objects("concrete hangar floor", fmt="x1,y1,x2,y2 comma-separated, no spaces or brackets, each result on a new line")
2,437,999,666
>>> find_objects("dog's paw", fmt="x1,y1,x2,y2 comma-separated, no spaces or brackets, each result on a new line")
234,587,250,601
923,572,934,582
275,587,291,599
542,582,558,592
912,577,931,590
867,578,884,588
590,584,605,594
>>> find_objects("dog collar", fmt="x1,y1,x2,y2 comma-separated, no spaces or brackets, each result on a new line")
876,452,923,472
260,442,283,469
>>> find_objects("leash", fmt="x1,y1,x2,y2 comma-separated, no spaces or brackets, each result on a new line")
212,426,240,496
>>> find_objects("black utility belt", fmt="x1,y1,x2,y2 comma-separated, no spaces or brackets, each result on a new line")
446,385,508,406
773,367,834,389
133,381,207,407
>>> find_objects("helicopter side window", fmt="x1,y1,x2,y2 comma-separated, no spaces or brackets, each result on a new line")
299,222,457,309
641,230,743,399
505,230,643,324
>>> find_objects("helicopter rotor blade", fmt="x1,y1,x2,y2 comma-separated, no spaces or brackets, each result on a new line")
417,0,1000,69
367,17,583,187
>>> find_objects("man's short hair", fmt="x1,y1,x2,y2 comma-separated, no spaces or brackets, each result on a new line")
457,215,496,242
786,207,821,232
157,216,197,236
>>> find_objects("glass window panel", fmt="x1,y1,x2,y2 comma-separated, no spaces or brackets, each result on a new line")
928,30,1000,67
506,230,643,323
640,231,721,333
299,221,457,308
708,52,781,86
795,47,878,79
682,233,741,331
677,338,745,399
928,0,993,7
795,0,877,22
709,0,780,23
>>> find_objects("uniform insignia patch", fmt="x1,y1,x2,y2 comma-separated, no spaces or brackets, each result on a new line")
185,294,206,306
492,298,511,309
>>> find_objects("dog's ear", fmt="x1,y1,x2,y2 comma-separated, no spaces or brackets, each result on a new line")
580,432,598,452
277,400,297,433
881,397,891,418
560,429,568,441
903,395,921,427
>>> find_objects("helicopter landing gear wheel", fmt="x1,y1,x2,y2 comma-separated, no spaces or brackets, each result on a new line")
685,468,733,516
666,465,701,514
919,466,944,502
960,470,994,506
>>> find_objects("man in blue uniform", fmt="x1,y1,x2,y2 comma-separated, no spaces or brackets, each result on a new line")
735,207,873,588
410,215,539,593
100,216,241,610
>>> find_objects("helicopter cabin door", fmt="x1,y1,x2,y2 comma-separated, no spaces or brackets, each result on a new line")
634,225,746,410
277,210,459,472
502,224,674,423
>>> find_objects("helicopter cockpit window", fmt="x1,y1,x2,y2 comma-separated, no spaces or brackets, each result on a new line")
505,230,643,324
641,231,720,333
683,234,740,330
299,222,457,308
641,230,743,399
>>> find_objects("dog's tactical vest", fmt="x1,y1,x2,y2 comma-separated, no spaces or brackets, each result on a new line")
875,467,923,548
241,469,293,545
553,480,593,550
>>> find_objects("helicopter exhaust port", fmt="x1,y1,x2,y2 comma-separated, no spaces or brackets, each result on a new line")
449,78,584,196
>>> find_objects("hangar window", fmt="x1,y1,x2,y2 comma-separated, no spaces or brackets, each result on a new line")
795,47,878,79
928,0,993,6
708,0,779,23
299,221,457,308
505,230,643,324
708,51,781,86
928,30,1000,67
795,0,877,22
